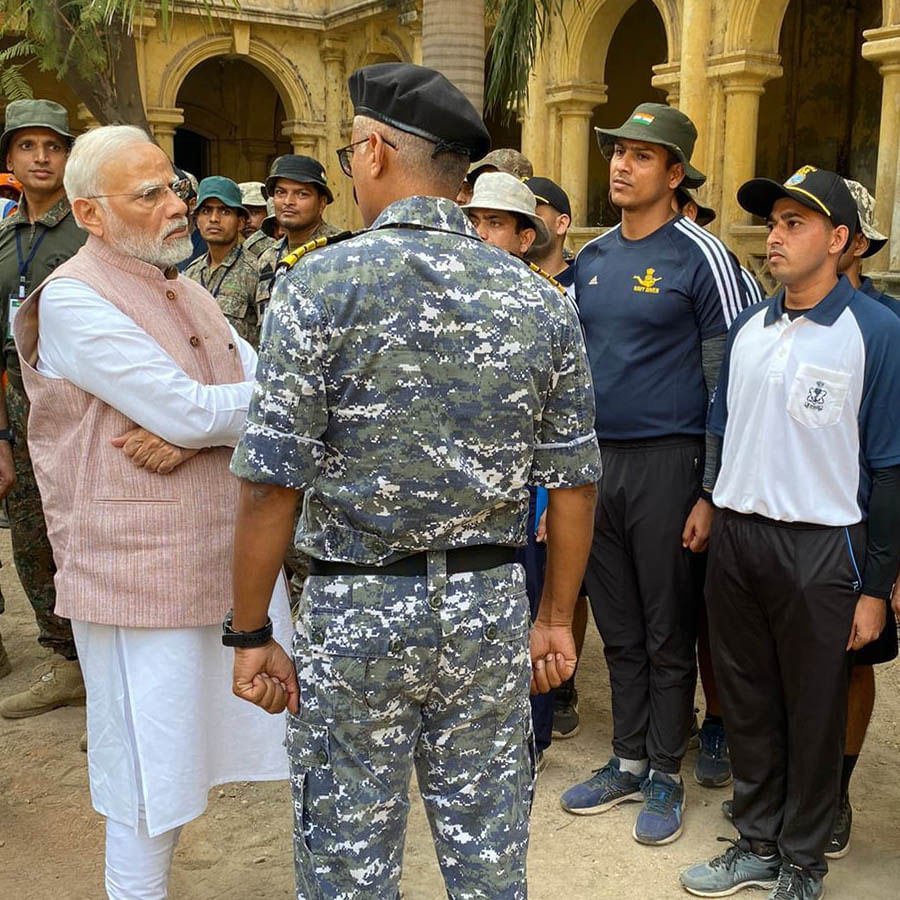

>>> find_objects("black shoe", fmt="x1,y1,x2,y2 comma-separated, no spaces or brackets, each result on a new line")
722,798,733,822
824,793,852,859
552,689,580,739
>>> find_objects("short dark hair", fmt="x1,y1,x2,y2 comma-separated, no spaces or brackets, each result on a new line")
513,212,536,235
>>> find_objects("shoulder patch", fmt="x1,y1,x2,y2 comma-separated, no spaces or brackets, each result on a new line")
276,230,357,275
527,261,566,295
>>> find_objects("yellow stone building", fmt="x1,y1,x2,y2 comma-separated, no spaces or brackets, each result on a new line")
4,0,900,287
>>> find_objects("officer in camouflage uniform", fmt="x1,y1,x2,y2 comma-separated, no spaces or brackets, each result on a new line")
184,176,261,347
240,184,275,262
255,154,341,321
225,63,602,900
0,100,86,712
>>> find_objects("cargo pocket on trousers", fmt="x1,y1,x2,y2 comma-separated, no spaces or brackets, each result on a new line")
468,591,531,705
286,715,331,883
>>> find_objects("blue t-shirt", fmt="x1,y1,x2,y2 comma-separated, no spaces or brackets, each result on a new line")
859,276,900,318
575,215,748,439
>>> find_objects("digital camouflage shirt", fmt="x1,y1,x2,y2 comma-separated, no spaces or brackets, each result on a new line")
183,243,261,347
0,195,86,379
255,220,342,318
242,229,275,262
231,195,602,564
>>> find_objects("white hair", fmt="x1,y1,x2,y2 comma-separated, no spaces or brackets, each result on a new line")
64,125,154,219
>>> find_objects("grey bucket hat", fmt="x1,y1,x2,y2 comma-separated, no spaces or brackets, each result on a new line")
1,99,73,162
239,181,267,208
595,102,706,189
843,178,887,258
462,171,552,254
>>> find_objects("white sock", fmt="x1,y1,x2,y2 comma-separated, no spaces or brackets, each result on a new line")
650,767,682,784
619,756,649,776
105,811,182,899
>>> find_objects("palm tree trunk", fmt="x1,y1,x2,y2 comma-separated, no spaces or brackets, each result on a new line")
422,0,485,113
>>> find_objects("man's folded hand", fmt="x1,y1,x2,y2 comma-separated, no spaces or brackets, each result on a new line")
111,426,199,474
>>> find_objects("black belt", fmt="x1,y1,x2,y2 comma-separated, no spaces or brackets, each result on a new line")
309,544,517,577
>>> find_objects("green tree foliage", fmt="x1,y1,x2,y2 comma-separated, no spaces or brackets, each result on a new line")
0,1,234,128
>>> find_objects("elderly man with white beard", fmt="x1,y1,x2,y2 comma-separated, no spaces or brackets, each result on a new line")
12,125,292,899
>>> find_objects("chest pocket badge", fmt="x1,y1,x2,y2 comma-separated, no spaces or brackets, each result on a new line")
786,362,851,429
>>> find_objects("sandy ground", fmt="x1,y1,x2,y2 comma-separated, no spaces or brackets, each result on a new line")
1,529,899,899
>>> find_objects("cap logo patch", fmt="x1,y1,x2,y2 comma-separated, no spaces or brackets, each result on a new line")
631,112,655,126
785,165,817,187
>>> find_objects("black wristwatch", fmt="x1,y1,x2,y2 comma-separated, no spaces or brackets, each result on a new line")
0,428,15,447
222,609,273,648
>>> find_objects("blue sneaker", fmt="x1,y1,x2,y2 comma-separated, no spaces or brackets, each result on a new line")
560,757,645,815
633,770,685,845
695,719,733,788
680,837,780,897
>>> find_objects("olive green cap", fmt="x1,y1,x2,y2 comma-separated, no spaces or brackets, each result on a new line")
195,176,248,216
595,102,706,189
1,99,73,162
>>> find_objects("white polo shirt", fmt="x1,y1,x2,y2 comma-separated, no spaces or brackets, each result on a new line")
709,277,900,525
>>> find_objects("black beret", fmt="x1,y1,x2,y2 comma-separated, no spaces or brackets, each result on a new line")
347,63,491,162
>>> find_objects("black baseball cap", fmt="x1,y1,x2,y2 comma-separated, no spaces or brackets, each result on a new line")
737,166,858,235
525,177,572,219
348,63,491,162
675,187,716,227
263,155,333,204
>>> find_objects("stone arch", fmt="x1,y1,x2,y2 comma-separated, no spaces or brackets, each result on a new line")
374,29,413,63
565,0,679,83
724,0,792,54
156,34,313,122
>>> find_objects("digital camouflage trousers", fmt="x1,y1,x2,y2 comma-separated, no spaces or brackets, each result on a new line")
287,555,535,899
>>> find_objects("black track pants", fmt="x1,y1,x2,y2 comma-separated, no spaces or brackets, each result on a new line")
707,510,862,875
585,436,703,774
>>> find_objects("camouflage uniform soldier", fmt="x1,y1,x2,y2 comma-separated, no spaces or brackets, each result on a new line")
255,154,341,320
456,147,535,204
184,177,261,347
239,183,275,263
0,100,86,712
226,63,602,900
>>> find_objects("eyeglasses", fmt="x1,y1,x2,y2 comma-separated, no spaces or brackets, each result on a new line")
86,177,195,208
336,136,398,177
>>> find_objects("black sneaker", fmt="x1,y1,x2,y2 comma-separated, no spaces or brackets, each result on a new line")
768,863,824,899
722,798,733,822
824,793,851,859
552,688,580,739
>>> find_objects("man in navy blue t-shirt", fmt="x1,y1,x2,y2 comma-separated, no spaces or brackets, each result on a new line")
560,103,749,845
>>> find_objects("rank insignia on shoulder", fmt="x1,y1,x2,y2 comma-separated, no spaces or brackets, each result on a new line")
527,261,566,295
275,230,357,275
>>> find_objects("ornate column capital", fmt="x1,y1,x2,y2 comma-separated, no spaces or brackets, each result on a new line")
651,62,681,107
320,37,348,65
862,26,900,73
707,51,783,94
546,82,607,115
145,106,184,136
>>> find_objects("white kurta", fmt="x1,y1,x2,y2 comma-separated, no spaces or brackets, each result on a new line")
38,275,291,836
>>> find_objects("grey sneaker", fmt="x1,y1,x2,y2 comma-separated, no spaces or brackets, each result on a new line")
768,864,824,900
681,837,780,897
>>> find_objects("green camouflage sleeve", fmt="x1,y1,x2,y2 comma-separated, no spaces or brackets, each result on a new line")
529,306,602,489
230,273,329,488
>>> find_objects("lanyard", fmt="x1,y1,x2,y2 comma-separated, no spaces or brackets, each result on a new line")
201,245,242,298
15,227,49,286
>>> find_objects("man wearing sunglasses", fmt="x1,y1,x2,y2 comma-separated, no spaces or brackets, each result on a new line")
228,62,601,899
12,124,292,898
0,99,87,719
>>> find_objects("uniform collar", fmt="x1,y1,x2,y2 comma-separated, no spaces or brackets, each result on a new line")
203,242,242,271
858,276,879,300
7,194,72,228
765,275,855,327
369,195,480,240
